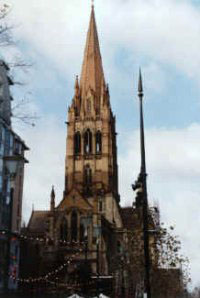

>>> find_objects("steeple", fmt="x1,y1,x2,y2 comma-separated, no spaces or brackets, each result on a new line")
65,3,120,209
74,75,80,97
50,186,55,211
80,5,105,100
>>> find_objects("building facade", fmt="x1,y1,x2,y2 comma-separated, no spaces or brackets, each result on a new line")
0,61,28,291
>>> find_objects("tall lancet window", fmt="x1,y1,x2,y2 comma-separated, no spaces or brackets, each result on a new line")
84,129,92,154
60,218,68,241
80,222,85,243
71,211,78,242
74,131,81,154
84,164,92,185
96,131,102,154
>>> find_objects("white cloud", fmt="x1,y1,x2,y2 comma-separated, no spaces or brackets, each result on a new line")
5,0,200,87
21,115,66,223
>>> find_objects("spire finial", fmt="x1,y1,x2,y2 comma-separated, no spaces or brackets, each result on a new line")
51,185,55,199
50,185,55,211
138,68,143,96
91,0,94,8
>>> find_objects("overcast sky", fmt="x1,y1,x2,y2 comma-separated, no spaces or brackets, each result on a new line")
3,0,200,289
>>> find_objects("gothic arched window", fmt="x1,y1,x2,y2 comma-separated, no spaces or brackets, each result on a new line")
96,131,102,154
80,223,85,243
84,129,92,154
71,211,78,242
60,218,68,241
74,131,81,155
84,165,92,185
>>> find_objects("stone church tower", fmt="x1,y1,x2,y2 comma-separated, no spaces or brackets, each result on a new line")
27,6,123,281
61,5,121,227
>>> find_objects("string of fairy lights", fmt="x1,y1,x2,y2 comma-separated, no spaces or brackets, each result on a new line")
0,229,87,246
9,250,87,284
0,229,91,285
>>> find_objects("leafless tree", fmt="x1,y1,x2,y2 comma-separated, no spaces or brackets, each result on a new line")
116,207,191,297
0,2,38,126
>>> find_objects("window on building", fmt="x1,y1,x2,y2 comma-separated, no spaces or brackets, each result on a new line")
71,211,78,242
84,129,92,154
14,141,21,155
84,165,92,185
96,131,102,154
16,219,20,231
9,134,13,155
74,131,81,155
99,199,103,212
60,218,68,241
80,223,85,243
4,130,10,155
15,245,18,256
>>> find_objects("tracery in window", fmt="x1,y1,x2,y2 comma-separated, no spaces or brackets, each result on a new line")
96,131,102,154
84,129,92,154
84,164,92,185
71,211,78,242
80,223,85,243
74,131,81,154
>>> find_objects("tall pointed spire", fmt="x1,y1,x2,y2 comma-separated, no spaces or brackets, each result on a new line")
80,5,105,100
50,186,55,211
74,75,80,96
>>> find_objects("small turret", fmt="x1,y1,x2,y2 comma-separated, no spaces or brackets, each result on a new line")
50,185,55,211
74,75,80,97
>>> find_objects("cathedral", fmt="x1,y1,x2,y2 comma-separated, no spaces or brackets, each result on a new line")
23,4,126,292
21,5,185,298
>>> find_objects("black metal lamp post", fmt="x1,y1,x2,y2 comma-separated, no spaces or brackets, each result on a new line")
3,155,24,290
133,70,151,298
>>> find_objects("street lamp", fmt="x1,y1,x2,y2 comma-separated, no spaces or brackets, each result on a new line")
132,70,151,298
3,155,25,290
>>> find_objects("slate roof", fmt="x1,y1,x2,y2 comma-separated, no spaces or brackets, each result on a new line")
28,211,50,234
